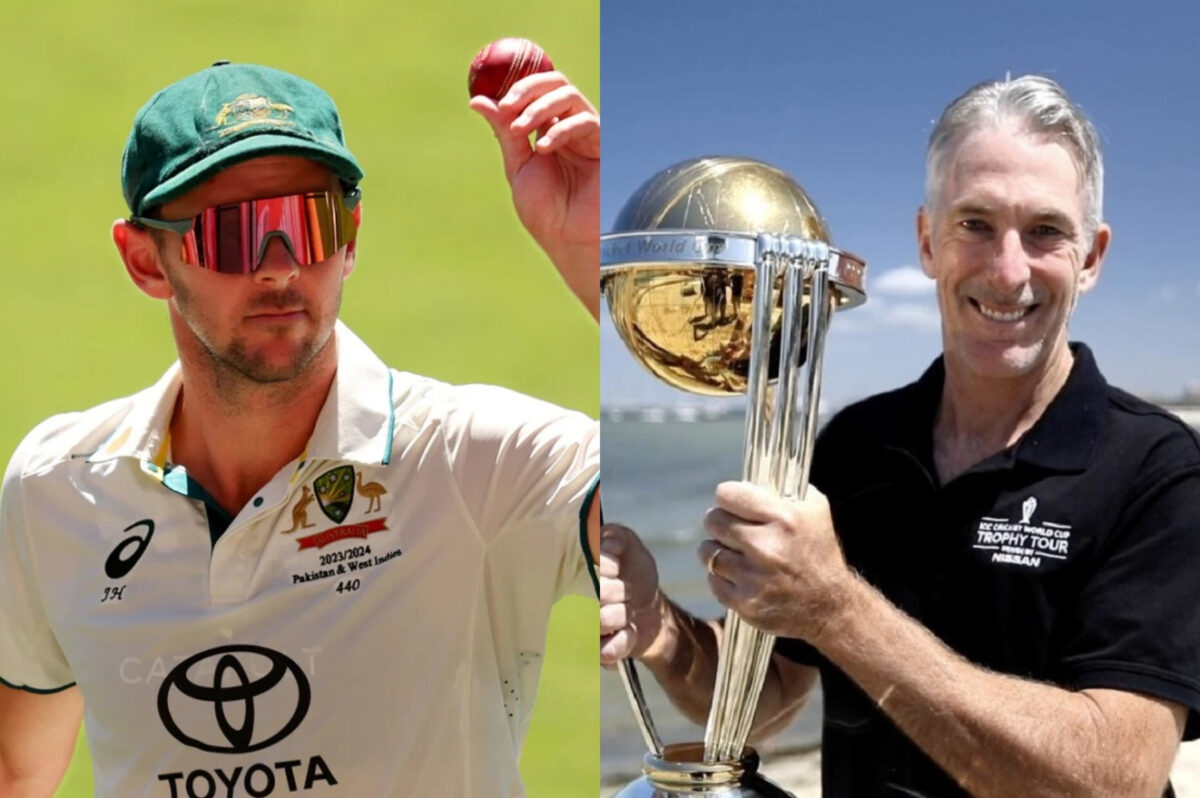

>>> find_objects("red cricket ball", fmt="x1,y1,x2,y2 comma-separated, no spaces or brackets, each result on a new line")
468,38,554,101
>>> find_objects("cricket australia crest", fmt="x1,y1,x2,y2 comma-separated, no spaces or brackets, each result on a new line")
313,466,354,523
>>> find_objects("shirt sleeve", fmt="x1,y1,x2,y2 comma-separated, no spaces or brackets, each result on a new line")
1059,436,1200,739
440,385,600,600
0,433,75,692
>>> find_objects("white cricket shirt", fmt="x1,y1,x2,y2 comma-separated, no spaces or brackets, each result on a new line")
0,322,598,797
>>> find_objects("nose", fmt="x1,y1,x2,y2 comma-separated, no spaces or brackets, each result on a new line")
989,228,1031,295
252,235,301,285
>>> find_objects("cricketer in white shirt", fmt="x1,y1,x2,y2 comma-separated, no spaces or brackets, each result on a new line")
0,56,601,798
0,322,598,797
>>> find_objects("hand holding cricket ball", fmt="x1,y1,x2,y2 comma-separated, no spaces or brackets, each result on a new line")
467,37,601,320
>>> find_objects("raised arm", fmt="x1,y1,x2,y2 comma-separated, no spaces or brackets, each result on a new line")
469,71,600,321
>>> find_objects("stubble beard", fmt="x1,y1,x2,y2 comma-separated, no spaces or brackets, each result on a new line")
168,272,342,395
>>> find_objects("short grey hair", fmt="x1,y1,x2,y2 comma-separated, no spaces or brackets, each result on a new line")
925,75,1104,243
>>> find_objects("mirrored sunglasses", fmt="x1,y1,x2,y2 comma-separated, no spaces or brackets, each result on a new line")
131,189,361,274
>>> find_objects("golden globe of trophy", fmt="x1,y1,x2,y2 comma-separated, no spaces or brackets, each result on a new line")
602,157,866,797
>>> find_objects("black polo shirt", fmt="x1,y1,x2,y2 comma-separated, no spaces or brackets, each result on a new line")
777,343,1200,796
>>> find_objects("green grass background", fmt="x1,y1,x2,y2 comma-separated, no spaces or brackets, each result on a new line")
0,2,598,795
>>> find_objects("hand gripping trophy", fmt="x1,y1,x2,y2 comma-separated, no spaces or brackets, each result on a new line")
602,157,867,797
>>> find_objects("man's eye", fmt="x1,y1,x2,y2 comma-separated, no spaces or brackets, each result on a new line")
1031,224,1064,236
959,218,989,232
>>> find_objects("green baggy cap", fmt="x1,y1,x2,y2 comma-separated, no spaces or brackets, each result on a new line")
121,61,364,216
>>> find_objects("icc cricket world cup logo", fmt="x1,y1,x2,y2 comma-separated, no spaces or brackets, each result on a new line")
1020,496,1038,525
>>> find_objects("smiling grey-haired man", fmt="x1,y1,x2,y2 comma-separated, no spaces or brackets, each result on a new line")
601,74,1200,796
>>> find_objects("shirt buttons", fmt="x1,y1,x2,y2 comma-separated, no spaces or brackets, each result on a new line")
253,496,264,507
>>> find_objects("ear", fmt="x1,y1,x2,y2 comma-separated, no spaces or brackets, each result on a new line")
1076,222,1110,294
112,220,173,300
342,203,362,279
917,206,936,278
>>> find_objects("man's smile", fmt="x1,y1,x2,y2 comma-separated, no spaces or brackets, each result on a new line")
968,298,1039,323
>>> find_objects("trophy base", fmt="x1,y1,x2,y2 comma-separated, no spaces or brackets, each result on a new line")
615,742,796,797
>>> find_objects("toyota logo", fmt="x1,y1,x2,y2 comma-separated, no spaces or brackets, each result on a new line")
158,645,311,754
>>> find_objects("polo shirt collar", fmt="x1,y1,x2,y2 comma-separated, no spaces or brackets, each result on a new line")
305,321,396,466
1013,342,1105,472
886,357,943,461
885,342,1106,475
86,364,180,465
87,321,396,467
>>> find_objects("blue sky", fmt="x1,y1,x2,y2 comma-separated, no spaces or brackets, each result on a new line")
600,1,1200,409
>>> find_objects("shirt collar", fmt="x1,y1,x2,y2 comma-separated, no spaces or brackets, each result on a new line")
86,363,180,465
1012,342,1106,472
885,341,1106,475
306,321,396,465
87,321,396,467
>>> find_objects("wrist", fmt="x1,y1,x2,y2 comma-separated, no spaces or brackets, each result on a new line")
544,241,599,320
807,570,869,654
637,590,679,669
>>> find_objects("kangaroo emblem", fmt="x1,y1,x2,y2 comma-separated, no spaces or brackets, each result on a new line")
282,486,317,534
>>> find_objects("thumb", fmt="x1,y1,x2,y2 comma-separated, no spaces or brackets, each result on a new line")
468,97,532,185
